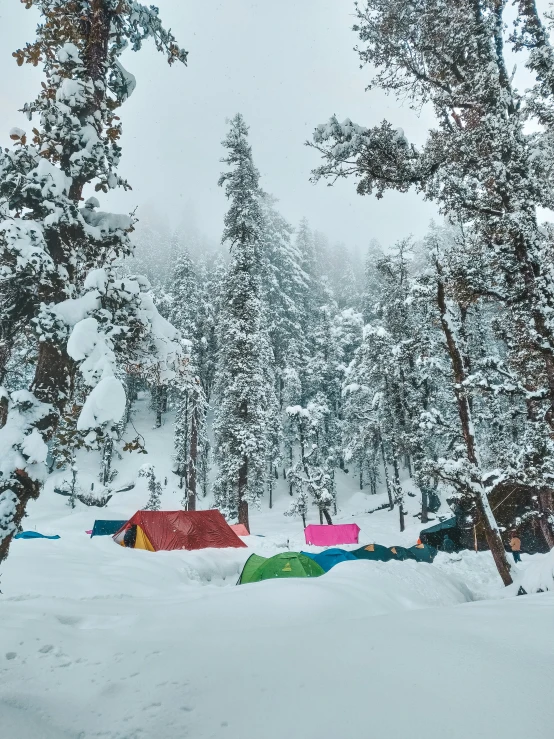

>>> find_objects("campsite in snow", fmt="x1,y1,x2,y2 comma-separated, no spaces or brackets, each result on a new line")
2,1,554,738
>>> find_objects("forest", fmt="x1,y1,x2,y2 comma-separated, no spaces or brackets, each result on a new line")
1,0,554,596
3,3,554,738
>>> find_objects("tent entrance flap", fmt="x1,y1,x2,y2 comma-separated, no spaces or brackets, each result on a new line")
135,526,155,551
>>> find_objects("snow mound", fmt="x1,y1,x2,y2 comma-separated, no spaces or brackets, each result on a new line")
515,549,554,594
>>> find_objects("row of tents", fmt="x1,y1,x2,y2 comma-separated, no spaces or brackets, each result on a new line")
237,543,438,584
88,513,437,562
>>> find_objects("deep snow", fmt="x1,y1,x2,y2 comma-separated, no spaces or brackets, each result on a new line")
2,396,553,739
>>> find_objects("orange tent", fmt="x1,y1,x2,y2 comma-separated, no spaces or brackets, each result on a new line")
114,510,247,552
230,523,250,537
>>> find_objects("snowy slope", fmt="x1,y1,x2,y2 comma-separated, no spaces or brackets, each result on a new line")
2,396,553,739
2,571,553,739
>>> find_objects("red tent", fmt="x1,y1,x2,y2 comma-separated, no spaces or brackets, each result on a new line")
230,523,250,537
113,510,247,552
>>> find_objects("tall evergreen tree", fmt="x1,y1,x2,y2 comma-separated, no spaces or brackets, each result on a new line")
0,0,186,564
213,114,273,529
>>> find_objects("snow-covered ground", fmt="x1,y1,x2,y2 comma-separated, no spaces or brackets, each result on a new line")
2,397,553,738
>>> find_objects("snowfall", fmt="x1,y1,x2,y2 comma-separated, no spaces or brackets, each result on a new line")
2,396,554,739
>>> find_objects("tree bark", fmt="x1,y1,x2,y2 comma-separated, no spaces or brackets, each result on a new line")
398,500,405,532
101,436,113,486
437,277,513,585
421,487,429,524
238,458,249,530
289,445,294,496
380,435,394,511
538,489,554,549
187,402,198,511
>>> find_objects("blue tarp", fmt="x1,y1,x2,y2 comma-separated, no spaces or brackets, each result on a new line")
14,531,60,540
301,548,358,572
91,520,127,538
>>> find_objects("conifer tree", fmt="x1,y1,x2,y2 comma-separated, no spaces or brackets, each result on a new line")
213,114,272,529
0,0,186,564
140,464,162,511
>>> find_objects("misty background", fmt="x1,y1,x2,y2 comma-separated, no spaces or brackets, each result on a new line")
0,0,441,267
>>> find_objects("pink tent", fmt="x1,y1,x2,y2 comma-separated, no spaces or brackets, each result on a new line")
304,523,360,546
230,523,250,537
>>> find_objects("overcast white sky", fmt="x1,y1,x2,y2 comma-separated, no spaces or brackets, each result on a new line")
0,1,442,253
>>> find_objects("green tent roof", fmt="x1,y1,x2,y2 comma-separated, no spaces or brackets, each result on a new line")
237,554,267,585
238,552,324,584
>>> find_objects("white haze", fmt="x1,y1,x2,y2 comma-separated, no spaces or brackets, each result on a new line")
0,0,440,258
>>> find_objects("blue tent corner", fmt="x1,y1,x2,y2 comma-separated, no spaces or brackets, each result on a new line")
91,520,127,538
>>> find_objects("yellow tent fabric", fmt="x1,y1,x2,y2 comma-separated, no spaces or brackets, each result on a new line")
364,544,375,552
134,526,155,551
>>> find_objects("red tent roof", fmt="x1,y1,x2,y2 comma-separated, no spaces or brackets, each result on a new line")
116,510,247,551
230,523,250,537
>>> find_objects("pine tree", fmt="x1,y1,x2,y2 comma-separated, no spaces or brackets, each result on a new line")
260,194,306,407
140,464,162,511
213,114,272,529
286,403,334,525
0,1,187,565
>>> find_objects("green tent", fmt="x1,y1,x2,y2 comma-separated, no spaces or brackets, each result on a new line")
237,552,324,584
353,544,395,562
237,554,267,585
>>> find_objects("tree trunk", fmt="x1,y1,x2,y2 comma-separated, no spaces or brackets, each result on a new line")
322,507,333,525
101,437,113,486
268,462,273,510
187,403,198,511
359,467,363,490
474,493,513,586
380,435,394,511
180,392,189,490
436,277,513,585
238,458,249,530
155,386,163,428
0,339,11,427
289,446,294,496
421,488,429,524
538,489,554,549
398,500,405,532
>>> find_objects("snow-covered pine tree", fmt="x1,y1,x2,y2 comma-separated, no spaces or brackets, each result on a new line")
213,114,272,530
168,247,199,341
260,194,306,408
310,0,554,466
139,464,162,511
195,252,226,404
174,370,208,511
0,0,186,565
285,402,334,525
